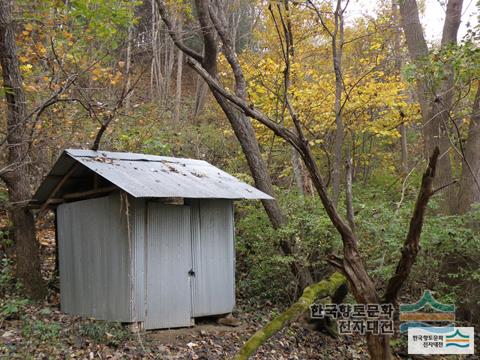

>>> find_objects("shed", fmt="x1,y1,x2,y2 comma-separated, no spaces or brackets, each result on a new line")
32,149,271,329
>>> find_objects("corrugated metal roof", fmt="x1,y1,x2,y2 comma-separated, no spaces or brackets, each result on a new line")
33,149,273,202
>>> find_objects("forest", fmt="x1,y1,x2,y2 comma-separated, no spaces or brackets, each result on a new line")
0,0,479,359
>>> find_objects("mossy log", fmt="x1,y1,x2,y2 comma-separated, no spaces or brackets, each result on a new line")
234,272,346,360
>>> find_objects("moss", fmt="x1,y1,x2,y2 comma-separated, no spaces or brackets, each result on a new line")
234,272,346,360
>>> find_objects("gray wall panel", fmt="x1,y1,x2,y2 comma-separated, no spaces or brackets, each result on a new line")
190,201,201,316
57,195,236,328
145,203,192,329
192,200,235,317
130,197,146,322
57,193,132,321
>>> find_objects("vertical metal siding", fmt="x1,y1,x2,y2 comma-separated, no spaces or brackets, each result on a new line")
129,197,146,322
191,199,235,317
190,201,201,317
57,193,132,321
145,203,193,329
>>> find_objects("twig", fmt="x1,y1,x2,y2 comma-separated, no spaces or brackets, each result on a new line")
395,164,418,214
431,180,458,196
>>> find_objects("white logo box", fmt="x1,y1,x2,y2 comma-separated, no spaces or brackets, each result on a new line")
408,327,474,355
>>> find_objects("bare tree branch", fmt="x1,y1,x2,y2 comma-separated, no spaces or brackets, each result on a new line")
154,0,204,63
384,147,440,304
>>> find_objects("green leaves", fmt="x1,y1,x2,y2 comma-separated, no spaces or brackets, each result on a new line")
22,320,62,342
405,41,480,92
0,298,29,320
79,321,130,346
236,181,480,311
67,0,140,44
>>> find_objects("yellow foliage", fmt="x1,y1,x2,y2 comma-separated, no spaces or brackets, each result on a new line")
225,2,421,156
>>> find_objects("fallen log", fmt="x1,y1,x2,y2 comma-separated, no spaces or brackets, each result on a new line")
234,272,346,360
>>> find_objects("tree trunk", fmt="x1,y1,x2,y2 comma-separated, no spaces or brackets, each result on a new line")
422,102,456,211
292,147,305,192
392,0,408,175
157,0,314,289
399,123,408,174
0,0,46,299
193,44,208,121
124,25,133,110
8,185,45,298
150,0,164,101
174,22,183,123
331,3,345,207
345,146,355,234
193,74,208,120
211,90,313,287
366,334,392,360
398,0,463,213
384,148,439,304
292,147,312,195
163,31,175,107
157,3,441,359
457,84,480,213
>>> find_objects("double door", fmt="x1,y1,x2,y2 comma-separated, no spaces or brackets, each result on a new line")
144,200,235,329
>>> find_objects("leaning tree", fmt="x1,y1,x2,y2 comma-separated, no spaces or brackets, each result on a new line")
155,1,445,358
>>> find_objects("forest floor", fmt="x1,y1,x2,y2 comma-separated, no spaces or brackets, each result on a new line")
0,223,469,359
0,295,372,360
0,300,370,359
0,225,375,359
0,222,478,360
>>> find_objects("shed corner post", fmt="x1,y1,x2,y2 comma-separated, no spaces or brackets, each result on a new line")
54,207,59,278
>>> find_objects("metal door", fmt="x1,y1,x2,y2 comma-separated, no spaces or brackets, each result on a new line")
190,200,235,316
145,203,193,329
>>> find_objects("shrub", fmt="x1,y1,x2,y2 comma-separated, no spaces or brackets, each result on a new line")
79,321,130,346
22,320,62,342
236,190,342,304
235,183,480,321
0,257,15,292
0,298,29,320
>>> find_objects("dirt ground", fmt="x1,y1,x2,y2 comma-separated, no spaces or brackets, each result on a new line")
2,224,374,359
